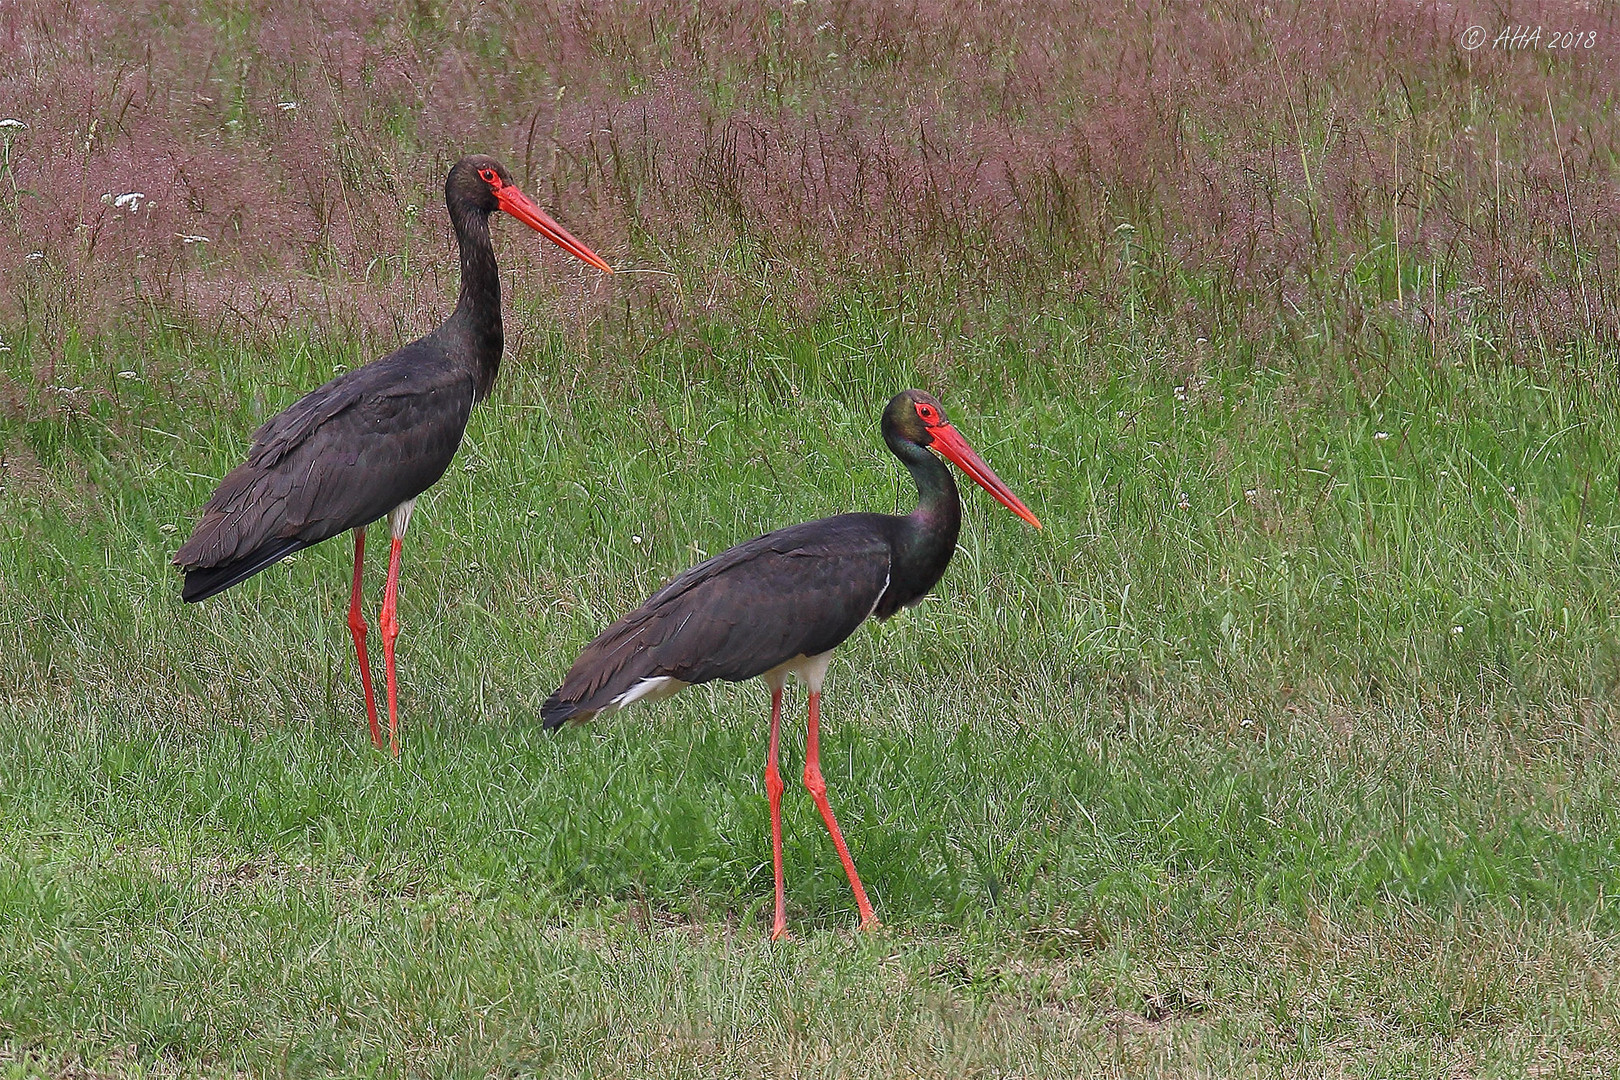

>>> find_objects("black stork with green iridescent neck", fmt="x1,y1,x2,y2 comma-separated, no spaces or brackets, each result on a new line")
541,390,1042,939
175,155,613,757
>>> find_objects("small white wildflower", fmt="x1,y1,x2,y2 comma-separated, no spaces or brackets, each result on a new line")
1506,485,1515,494
1451,625,1464,635
277,101,299,111
632,534,644,545
1176,492,1191,510
114,192,145,212
1174,385,1187,401
1373,431,1390,441
25,251,42,259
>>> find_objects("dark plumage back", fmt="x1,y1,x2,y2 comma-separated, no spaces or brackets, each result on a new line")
174,343,475,601
541,515,897,727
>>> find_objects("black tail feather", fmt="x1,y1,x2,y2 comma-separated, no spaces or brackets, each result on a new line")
540,694,584,731
181,537,314,602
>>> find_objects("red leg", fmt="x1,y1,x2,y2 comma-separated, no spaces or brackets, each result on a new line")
765,684,789,940
802,690,877,930
379,535,404,758
347,528,383,749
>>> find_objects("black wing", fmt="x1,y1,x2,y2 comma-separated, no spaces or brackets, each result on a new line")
542,514,896,726
175,343,475,600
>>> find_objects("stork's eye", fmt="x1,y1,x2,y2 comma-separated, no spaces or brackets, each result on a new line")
915,401,941,424
478,168,499,186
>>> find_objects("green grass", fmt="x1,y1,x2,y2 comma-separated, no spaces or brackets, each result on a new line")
3,305,1620,1075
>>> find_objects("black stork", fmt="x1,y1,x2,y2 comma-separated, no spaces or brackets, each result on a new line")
541,390,1041,938
175,155,613,756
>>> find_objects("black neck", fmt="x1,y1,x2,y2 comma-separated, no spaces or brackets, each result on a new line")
887,431,962,607
444,200,504,400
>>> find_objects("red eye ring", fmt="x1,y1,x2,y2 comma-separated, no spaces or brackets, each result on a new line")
478,168,499,185
915,402,940,424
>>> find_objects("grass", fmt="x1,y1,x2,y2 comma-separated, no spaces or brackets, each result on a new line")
5,2,1620,1072
3,303,1620,1075
5,0,1619,356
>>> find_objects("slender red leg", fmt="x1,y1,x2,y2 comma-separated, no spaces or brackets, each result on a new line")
379,535,404,758
765,684,789,940
801,690,877,930
347,528,383,749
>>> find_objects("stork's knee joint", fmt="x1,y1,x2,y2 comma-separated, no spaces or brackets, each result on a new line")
802,765,826,799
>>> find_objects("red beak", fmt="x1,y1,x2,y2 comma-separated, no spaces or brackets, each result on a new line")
926,423,1043,529
495,184,614,274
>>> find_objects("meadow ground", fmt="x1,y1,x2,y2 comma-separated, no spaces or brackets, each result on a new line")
5,1,1620,1077
5,316,1620,1077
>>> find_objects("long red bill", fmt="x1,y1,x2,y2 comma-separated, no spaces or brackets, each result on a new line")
495,184,615,274
927,423,1043,529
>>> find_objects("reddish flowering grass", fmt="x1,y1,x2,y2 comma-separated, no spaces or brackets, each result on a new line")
0,0,1617,364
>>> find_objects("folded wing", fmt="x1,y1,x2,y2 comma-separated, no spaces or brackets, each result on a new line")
175,351,475,601
542,514,895,726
